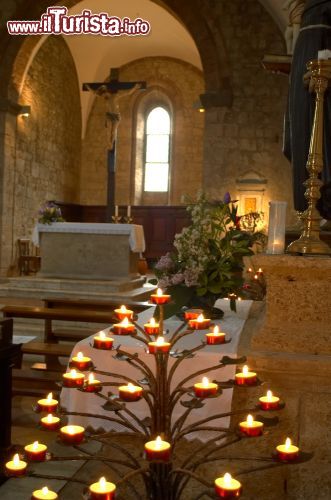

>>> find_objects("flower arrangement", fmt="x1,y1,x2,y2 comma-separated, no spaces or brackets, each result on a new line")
153,193,266,316
38,202,64,225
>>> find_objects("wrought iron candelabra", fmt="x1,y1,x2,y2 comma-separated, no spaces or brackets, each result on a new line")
3,290,311,499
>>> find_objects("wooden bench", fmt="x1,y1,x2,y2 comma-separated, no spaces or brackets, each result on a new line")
12,368,60,397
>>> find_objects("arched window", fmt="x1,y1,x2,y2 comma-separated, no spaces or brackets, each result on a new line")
144,106,171,192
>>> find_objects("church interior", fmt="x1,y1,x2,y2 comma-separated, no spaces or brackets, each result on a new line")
0,0,330,499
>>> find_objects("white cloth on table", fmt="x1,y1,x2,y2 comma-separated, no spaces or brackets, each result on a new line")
60,299,252,442
32,223,145,253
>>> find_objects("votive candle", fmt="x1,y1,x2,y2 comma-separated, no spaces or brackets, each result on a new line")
114,305,133,321
84,373,102,393
31,486,58,500
235,365,257,386
145,436,171,461
206,325,226,345
215,473,242,498
70,352,92,371
5,454,27,476
119,382,143,402
112,317,136,335
24,441,47,461
150,288,171,305
259,390,280,411
37,392,58,413
144,317,160,335
239,414,264,437
62,369,85,388
189,314,211,330
60,425,85,445
276,437,299,461
40,414,60,431
194,377,218,398
93,331,114,350
89,477,116,500
184,308,203,320
148,336,171,354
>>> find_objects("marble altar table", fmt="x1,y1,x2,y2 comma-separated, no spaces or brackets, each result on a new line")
32,223,145,280
60,299,252,442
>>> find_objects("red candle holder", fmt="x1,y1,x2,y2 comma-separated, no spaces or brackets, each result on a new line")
5,454,27,477
239,415,264,437
114,305,134,321
206,326,226,345
235,366,257,386
70,352,92,371
40,414,60,431
276,438,299,461
119,384,143,402
193,378,218,398
24,442,47,461
145,437,171,461
31,487,58,500
89,478,116,500
60,425,85,445
144,318,160,335
62,370,85,388
93,333,114,350
259,391,280,410
150,288,171,305
184,308,203,320
148,339,171,354
189,315,211,330
36,393,58,413
84,374,102,393
112,318,136,335
215,474,242,498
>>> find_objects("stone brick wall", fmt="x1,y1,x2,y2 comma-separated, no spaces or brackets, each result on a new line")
80,57,205,206
3,35,81,274
202,0,292,221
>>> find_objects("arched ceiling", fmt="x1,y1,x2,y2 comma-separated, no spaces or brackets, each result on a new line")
259,0,288,30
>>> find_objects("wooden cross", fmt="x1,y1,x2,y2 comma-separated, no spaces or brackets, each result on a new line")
83,68,146,221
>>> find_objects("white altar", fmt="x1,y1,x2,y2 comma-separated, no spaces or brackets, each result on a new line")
33,223,145,280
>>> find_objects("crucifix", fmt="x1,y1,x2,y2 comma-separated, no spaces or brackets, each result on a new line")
83,68,146,221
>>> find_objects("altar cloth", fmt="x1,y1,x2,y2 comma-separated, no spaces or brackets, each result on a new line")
60,299,252,442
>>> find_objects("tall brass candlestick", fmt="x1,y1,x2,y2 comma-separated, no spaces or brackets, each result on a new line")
287,59,331,255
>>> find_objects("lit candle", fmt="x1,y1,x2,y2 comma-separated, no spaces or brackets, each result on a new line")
60,425,85,445
194,377,218,398
119,382,143,402
24,441,47,461
89,477,116,500
247,267,253,274
235,365,257,386
114,304,134,321
184,308,203,320
144,317,160,335
112,317,136,335
70,351,92,371
40,414,60,431
93,330,114,350
150,288,171,305
31,486,58,500
84,373,102,393
148,336,171,354
5,453,27,476
62,369,85,388
189,314,211,330
259,390,280,411
239,414,264,437
257,268,263,275
37,392,58,413
144,436,171,461
215,473,242,498
276,437,299,461
205,325,226,345
127,205,131,218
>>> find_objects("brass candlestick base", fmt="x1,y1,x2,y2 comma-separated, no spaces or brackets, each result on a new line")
287,59,331,255
123,216,133,224
111,215,122,224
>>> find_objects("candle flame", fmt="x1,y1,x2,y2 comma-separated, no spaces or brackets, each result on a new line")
202,377,209,387
13,454,20,466
285,437,292,449
88,373,95,383
68,426,75,435
120,305,127,312
213,325,219,334
243,365,248,375
248,268,252,272
155,436,162,449
42,487,49,495
150,317,156,326
47,414,53,423
224,473,232,485
128,383,135,392
77,352,83,360
156,336,165,346
99,477,106,491
32,441,39,450
246,415,254,426
47,392,53,401
267,390,273,400
121,317,129,327
254,274,258,280
157,288,163,296
99,330,106,340
197,314,204,322
258,268,263,273
238,297,242,301
70,369,77,377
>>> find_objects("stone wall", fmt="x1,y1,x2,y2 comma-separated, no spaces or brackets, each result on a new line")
80,57,205,206
202,0,292,221
3,35,81,274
